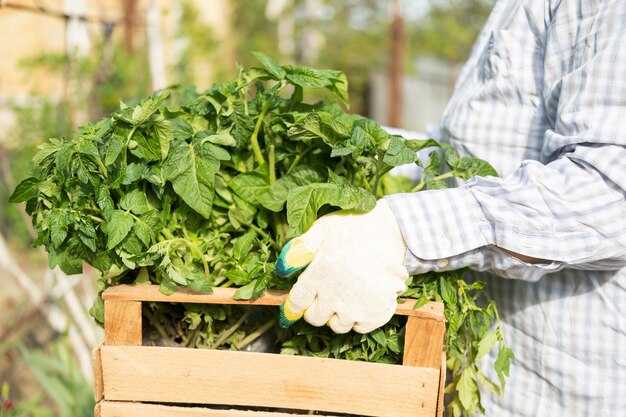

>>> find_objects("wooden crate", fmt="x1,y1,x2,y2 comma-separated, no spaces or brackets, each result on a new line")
92,285,446,417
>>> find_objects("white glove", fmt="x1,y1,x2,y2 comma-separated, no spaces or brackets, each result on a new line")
276,199,409,334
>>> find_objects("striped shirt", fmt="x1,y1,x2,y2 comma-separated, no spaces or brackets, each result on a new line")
386,1,626,415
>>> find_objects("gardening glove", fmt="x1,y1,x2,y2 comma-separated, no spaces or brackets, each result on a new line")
276,199,409,334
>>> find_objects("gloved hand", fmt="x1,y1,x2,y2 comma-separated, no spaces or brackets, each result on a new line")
276,199,409,334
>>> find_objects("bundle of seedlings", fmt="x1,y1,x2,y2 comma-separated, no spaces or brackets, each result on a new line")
11,52,512,416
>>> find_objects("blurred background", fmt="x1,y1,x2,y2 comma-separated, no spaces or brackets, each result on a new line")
0,0,492,414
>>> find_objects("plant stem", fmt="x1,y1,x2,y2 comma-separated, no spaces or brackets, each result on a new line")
161,228,175,240
250,223,281,251
249,82,285,166
269,139,276,185
372,173,381,197
184,326,201,348
213,308,253,349
410,171,455,192
411,181,425,193
156,232,211,279
122,125,139,165
236,317,277,350
286,147,312,174
143,307,168,340
96,158,108,178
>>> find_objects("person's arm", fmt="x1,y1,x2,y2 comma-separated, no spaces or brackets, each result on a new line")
387,1,626,281
276,1,626,332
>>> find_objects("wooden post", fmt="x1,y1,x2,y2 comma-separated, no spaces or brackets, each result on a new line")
403,315,445,369
388,0,405,127
104,300,142,346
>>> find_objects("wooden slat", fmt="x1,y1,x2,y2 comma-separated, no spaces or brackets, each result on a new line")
92,345,104,401
402,314,446,369
98,401,338,417
100,346,440,417
104,300,142,346
102,285,444,320
94,402,101,417
436,352,447,417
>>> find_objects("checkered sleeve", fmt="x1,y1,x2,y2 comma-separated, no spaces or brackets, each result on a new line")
387,144,626,280
386,1,626,282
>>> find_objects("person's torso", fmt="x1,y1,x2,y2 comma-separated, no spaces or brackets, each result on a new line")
441,1,626,415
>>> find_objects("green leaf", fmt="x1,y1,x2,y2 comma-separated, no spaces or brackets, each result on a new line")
199,130,237,147
105,134,125,166
228,198,256,230
76,137,100,159
107,210,134,249
131,92,169,126
233,230,256,261
152,114,174,160
439,276,457,306
225,270,251,286
334,119,389,157
426,177,447,190
286,66,332,89
494,346,515,388
232,280,256,300
77,220,97,253
134,210,161,247
123,163,145,185
32,138,64,166
423,151,441,175
230,165,270,205
129,131,161,162
476,367,502,395
457,367,478,411
286,183,376,238
171,118,194,140
187,272,213,293
159,277,178,295
326,70,349,105
97,185,114,220
442,143,459,169
164,140,229,218
257,165,325,212
49,209,72,247
382,136,418,167
251,51,286,80
476,330,499,360
48,242,84,275
370,328,386,345
453,157,498,180
120,189,150,215
9,178,39,203
288,112,350,144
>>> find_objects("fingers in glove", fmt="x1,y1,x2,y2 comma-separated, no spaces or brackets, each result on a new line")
279,278,316,328
275,238,315,277
328,313,355,334
303,296,334,327
352,302,397,334
275,219,330,277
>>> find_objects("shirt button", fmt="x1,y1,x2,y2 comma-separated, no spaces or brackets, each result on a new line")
439,237,451,249
437,259,449,268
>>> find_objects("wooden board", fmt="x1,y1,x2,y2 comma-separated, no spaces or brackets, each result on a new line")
92,345,104,401
403,315,446,369
97,401,338,417
100,345,440,417
102,285,444,320
436,352,446,417
104,300,142,346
